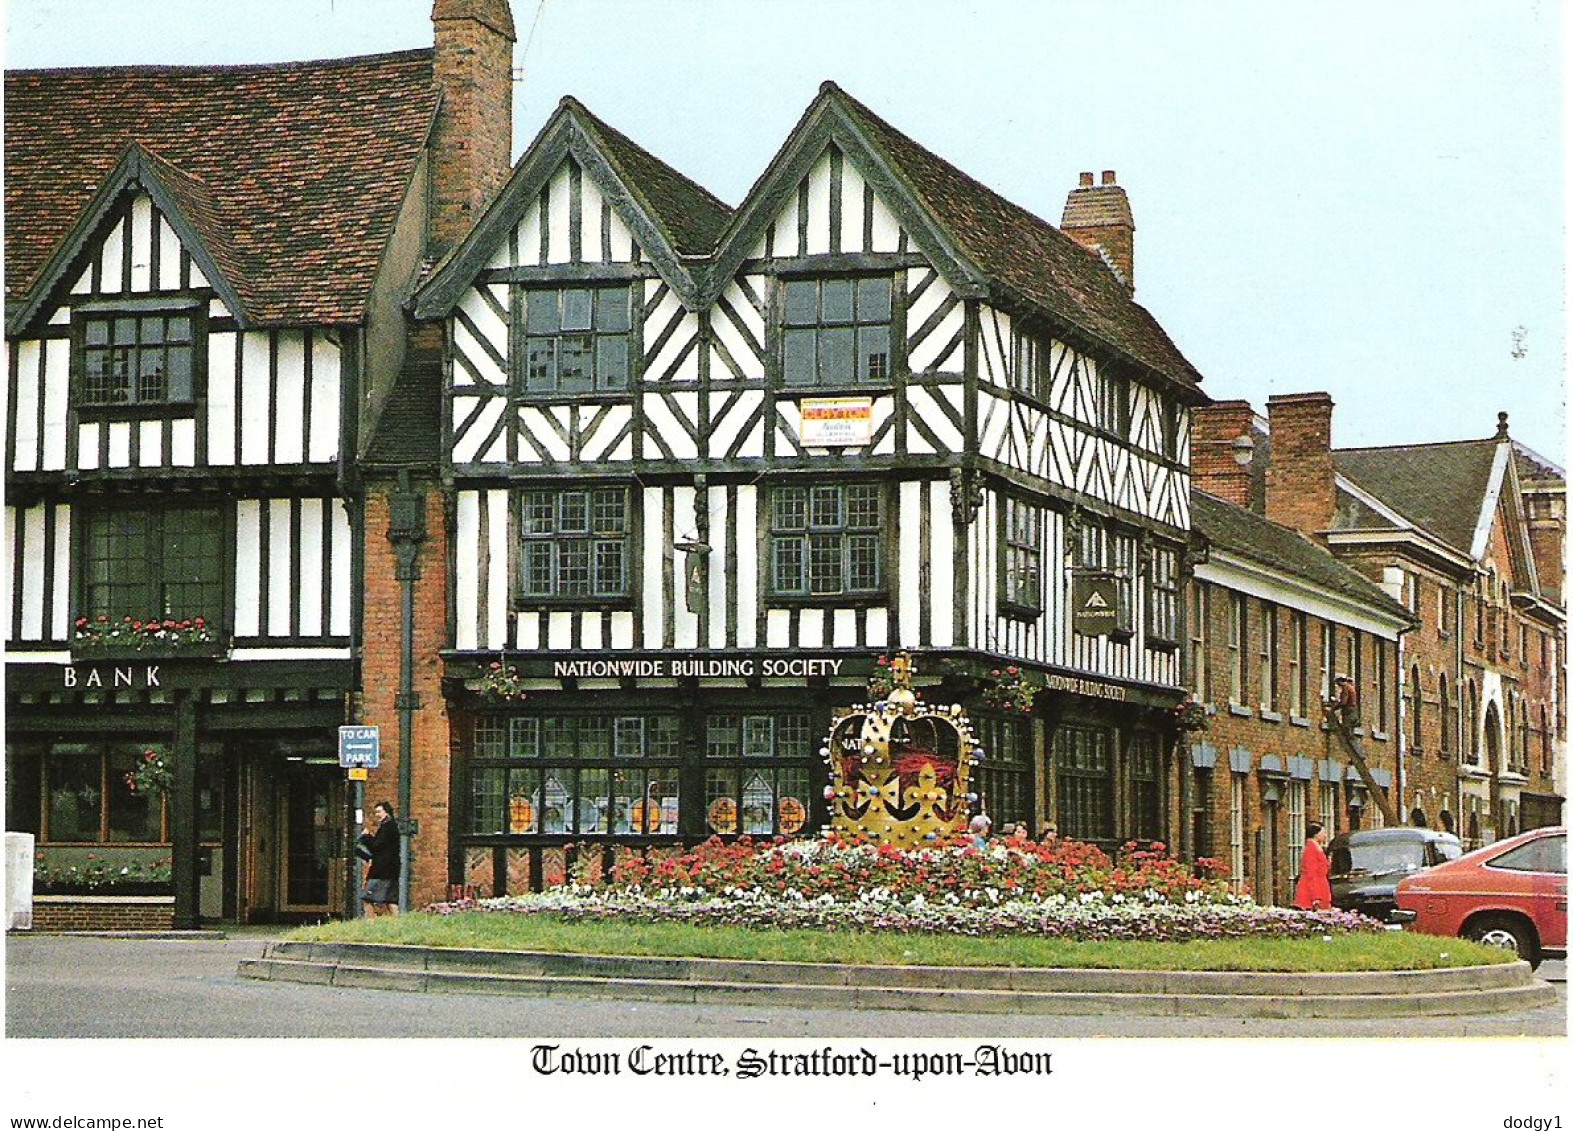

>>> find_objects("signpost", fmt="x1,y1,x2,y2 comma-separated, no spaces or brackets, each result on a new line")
338,726,378,918
338,725,380,770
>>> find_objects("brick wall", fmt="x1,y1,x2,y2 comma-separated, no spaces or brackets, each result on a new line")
1265,392,1336,538
31,897,175,932
1188,580,1401,903
429,0,515,257
359,482,455,909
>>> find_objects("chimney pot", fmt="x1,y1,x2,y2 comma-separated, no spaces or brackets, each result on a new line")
1101,169,1117,185
1079,171,1094,187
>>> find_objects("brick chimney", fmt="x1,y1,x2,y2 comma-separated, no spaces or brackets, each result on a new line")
1265,392,1337,538
430,0,516,256
1061,169,1135,291
1192,400,1262,509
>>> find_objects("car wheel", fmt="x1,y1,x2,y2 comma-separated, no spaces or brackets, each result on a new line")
1464,915,1541,968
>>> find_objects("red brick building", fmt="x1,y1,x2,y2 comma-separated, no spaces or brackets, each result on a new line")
1195,395,1565,862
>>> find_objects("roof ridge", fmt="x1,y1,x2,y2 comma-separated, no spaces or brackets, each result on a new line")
563,96,735,217
5,46,434,79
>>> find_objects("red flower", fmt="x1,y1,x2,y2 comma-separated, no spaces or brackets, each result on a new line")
194,617,205,628
131,620,142,631
1006,666,1018,675
75,617,88,628
876,656,889,667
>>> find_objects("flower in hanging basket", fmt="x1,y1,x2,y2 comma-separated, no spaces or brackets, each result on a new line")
480,660,530,702
125,749,173,798
1172,696,1209,732
981,666,1040,714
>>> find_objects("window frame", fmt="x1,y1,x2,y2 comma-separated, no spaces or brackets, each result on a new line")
777,274,895,391
1288,611,1307,717
1258,599,1279,714
1227,593,1247,707
766,481,887,603
998,495,1045,619
78,503,229,629
71,302,208,418
514,484,635,608
515,284,636,397
1146,542,1180,645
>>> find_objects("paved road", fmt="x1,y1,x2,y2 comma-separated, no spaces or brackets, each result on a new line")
5,932,1566,1039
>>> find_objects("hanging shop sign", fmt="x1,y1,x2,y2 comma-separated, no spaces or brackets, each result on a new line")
799,397,874,446
1071,574,1120,637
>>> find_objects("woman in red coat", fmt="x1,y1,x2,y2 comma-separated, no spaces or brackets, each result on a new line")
1294,821,1333,910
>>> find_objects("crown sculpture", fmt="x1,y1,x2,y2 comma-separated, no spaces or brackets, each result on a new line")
820,652,982,847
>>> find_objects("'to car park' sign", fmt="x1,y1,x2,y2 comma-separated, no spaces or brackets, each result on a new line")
338,726,380,769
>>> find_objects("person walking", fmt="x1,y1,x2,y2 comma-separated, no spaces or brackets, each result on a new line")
1294,821,1333,911
357,801,401,917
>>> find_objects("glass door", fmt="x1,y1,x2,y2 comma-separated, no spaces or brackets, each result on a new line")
277,764,345,914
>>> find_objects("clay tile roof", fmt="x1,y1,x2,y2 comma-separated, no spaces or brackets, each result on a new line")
1192,489,1411,619
5,49,439,326
565,98,734,258
1333,439,1500,555
828,85,1203,393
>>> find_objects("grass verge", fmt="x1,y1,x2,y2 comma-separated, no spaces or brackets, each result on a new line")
287,913,1513,972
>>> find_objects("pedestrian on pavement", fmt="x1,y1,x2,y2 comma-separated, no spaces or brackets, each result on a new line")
358,801,401,917
1294,821,1333,911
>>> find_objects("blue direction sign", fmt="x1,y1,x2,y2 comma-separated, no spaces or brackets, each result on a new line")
338,725,380,769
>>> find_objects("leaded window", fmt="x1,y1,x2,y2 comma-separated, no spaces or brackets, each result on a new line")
1147,544,1178,643
769,483,883,597
521,286,632,393
704,712,815,837
780,277,892,387
83,506,225,623
1095,366,1130,436
974,715,1031,829
468,713,682,837
77,311,200,408
1055,725,1114,843
1129,732,1162,842
1011,328,1051,401
518,486,631,602
1001,498,1043,615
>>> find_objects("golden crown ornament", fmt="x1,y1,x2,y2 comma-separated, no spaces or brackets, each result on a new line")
820,652,982,847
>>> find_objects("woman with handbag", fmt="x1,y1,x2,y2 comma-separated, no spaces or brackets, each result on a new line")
357,801,401,917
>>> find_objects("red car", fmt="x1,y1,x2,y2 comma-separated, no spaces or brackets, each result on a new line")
1393,826,1566,968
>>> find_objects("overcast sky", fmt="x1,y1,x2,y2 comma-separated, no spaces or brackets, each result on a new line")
6,0,1565,460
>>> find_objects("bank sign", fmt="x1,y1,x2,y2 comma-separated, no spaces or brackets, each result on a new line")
1072,575,1120,637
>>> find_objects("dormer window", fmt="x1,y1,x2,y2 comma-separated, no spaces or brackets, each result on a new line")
780,276,892,388
75,309,202,409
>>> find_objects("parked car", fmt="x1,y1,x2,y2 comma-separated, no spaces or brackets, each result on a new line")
1327,827,1462,922
1393,826,1567,968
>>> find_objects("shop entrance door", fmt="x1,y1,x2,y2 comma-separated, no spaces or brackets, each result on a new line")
277,763,347,916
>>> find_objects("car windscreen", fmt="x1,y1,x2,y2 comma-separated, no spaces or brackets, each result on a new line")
1337,841,1426,875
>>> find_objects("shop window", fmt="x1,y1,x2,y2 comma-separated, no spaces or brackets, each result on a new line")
769,483,883,598
468,713,681,837
75,309,202,410
973,715,1032,829
517,486,631,603
1055,725,1113,843
25,740,218,845
82,505,225,624
780,276,892,387
1129,733,1161,842
999,497,1043,616
520,285,631,394
704,712,815,836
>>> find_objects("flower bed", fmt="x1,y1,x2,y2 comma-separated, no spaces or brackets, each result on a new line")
34,852,172,893
423,835,1383,943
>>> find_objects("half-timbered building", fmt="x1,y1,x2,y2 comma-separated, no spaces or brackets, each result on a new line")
406,83,1211,902
3,1,516,925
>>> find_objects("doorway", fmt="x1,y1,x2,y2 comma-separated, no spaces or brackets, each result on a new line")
238,752,347,922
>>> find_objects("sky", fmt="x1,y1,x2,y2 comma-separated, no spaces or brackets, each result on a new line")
4,0,1566,461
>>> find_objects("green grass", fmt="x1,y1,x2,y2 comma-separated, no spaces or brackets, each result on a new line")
287,913,1514,972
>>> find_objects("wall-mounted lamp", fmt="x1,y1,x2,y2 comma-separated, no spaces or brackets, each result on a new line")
1230,432,1255,467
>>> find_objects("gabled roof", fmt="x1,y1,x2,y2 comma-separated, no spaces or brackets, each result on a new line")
708,82,1206,399
1333,439,1500,556
1192,489,1412,621
416,97,733,316
5,49,439,329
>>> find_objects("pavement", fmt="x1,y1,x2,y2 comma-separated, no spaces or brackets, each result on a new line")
5,931,1566,1039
